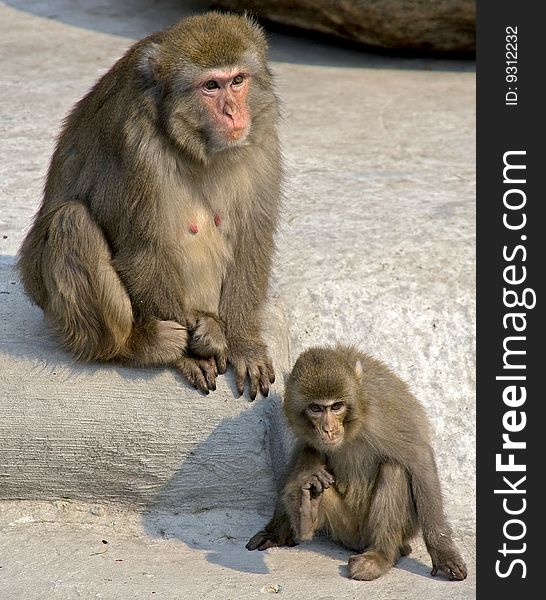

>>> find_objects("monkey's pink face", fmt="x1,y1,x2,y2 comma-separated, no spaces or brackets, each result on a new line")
306,401,346,449
199,69,251,147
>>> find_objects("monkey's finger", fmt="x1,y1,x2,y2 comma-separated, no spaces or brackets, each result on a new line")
305,476,323,497
266,361,275,384
176,359,209,395
316,470,334,487
258,365,270,397
217,351,228,375
208,356,219,377
309,495,321,522
234,361,246,396
449,565,467,581
430,566,438,577
246,532,269,551
257,539,278,551
301,477,320,492
212,356,219,374
200,361,217,391
443,562,467,581
248,367,260,401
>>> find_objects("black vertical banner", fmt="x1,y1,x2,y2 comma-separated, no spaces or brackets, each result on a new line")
477,2,544,597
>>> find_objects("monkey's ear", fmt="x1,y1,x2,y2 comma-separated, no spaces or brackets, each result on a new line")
354,360,363,383
137,42,162,83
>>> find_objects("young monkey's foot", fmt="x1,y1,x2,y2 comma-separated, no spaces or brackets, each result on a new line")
348,550,393,581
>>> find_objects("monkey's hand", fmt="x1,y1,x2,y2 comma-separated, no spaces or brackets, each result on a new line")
298,469,334,540
429,544,467,581
228,341,275,401
175,355,218,395
188,313,228,373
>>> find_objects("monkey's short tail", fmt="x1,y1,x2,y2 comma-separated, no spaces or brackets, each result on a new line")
18,201,187,364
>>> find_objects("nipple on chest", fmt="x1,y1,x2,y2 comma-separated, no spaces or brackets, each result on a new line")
188,213,222,235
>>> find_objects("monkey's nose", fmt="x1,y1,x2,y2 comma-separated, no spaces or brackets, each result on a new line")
223,101,239,117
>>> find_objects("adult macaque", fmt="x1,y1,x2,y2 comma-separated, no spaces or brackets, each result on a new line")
18,13,280,399
247,346,467,581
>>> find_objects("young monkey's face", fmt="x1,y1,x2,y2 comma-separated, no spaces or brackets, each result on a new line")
284,348,365,452
305,399,347,449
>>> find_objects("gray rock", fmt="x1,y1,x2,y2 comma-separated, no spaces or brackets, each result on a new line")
213,0,476,52
0,256,291,513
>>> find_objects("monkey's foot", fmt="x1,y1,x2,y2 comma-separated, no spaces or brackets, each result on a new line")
128,320,189,365
348,550,393,581
430,547,467,580
228,344,275,401
175,355,218,394
400,543,413,557
246,530,297,552
188,315,227,372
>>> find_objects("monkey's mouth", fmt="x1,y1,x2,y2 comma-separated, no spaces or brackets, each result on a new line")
225,125,249,143
319,433,344,447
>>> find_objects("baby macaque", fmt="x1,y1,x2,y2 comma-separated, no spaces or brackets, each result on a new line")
247,345,467,581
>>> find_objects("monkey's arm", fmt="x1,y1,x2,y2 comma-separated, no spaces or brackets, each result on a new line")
219,210,277,400
408,446,467,580
281,447,334,541
247,446,333,550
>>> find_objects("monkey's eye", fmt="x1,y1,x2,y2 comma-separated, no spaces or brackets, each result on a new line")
309,404,322,414
232,75,244,85
204,80,219,90
331,402,344,411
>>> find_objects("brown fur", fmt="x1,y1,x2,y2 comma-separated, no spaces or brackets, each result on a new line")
247,345,467,581
18,13,281,398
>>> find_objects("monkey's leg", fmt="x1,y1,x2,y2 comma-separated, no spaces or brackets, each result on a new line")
410,447,467,580
39,202,188,364
348,463,415,581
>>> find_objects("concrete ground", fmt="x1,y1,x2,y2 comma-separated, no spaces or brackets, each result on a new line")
0,0,475,598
